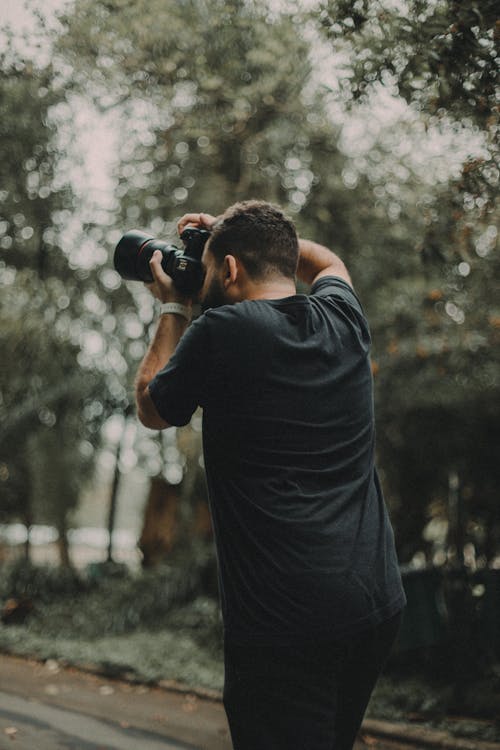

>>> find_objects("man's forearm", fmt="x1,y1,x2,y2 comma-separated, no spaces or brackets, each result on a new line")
296,238,351,286
135,313,188,428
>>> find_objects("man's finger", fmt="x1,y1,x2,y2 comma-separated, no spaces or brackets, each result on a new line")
149,249,167,280
200,212,218,229
177,213,201,235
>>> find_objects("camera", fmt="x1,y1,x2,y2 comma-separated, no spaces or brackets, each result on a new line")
113,227,210,295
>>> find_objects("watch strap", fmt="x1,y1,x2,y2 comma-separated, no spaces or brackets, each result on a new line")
159,302,191,321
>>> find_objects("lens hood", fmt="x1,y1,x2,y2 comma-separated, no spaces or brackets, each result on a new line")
113,229,156,281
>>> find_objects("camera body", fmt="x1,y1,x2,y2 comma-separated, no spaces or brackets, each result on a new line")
113,227,209,295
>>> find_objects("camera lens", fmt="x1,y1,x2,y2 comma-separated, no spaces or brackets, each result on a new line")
114,230,173,283
114,228,209,294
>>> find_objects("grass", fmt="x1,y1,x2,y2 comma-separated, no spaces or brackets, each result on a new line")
0,617,224,691
0,559,499,742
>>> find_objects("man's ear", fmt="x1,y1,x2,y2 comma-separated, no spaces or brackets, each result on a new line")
223,254,238,288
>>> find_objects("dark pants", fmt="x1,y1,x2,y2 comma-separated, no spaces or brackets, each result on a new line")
223,611,403,750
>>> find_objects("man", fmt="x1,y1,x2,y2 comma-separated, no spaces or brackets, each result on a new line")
135,200,406,750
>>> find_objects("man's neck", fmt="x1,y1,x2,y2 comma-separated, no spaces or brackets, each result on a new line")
240,278,297,302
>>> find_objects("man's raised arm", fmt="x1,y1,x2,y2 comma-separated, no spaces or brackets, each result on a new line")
135,251,191,430
296,238,351,287
135,211,216,430
135,311,188,430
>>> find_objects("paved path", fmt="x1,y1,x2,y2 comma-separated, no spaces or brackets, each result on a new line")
0,689,195,750
0,654,230,750
0,653,425,750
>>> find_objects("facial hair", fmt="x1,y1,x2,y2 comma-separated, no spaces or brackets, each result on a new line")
200,275,229,312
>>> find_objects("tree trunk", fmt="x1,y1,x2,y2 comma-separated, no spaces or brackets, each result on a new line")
447,469,465,566
22,510,32,563
107,424,124,563
57,527,72,568
139,476,181,567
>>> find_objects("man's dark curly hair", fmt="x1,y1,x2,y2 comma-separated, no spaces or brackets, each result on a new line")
207,200,299,280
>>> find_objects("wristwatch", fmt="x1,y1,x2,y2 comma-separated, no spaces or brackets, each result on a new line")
159,302,191,321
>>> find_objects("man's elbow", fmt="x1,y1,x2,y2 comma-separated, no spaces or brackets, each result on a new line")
313,261,352,287
137,408,170,431
136,387,170,430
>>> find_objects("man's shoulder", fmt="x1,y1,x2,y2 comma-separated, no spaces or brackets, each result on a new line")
312,275,367,317
311,274,357,300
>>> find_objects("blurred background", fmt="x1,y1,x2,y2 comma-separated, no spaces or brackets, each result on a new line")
0,0,498,739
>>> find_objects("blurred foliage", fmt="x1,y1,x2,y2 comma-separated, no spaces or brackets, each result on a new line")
56,0,342,220
317,1,498,131
0,0,497,579
30,572,216,640
0,558,84,603
312,0,499,563
54,0,500,566
0,53,70,276
0,46,123,560
0,0,497,721
0,557,219,644
0,619,224,691
0,558,223,688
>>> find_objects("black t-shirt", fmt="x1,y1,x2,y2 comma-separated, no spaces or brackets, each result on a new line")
149,276,406,642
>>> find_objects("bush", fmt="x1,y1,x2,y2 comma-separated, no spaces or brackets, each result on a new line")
0,556,217,639
0,559,85,603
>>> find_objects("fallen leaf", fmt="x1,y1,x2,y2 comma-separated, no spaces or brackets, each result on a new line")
359,733,378,747
182,696,198,714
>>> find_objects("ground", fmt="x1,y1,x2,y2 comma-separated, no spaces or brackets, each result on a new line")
0,653,428,750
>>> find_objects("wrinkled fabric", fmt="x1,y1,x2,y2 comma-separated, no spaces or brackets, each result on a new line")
149,276,406,641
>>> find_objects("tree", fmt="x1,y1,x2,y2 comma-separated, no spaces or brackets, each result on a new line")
314,0,499,564
56,0,336,217
54,0,366,564
0,46,118,564
53,0,499,570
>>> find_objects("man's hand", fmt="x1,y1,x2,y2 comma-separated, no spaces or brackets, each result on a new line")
145,211,219,304
145,250,193,306
177,212,219,235
297,238,352,287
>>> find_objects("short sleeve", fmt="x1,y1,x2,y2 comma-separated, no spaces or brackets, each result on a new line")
311,275,362,309
310,275,371,349
148,314,209,426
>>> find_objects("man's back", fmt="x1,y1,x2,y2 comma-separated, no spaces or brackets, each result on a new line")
149,275,405,641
